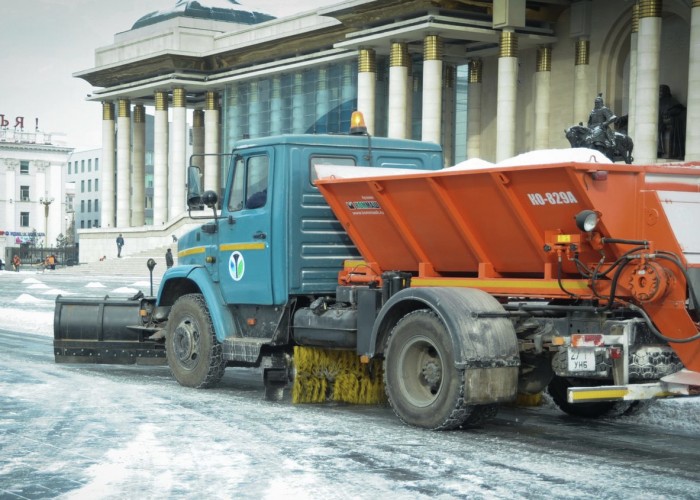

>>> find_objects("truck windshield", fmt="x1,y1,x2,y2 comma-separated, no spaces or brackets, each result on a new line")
228,155,269,212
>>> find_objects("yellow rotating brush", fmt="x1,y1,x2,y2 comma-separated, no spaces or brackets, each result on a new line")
292,346,386,405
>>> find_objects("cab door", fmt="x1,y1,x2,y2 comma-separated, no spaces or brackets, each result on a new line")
218,153,273,305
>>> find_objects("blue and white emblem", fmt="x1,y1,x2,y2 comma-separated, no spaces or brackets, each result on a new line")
228,251,245,281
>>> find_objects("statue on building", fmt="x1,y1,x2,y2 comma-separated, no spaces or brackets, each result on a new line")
658,84,686,160
565,93,634,164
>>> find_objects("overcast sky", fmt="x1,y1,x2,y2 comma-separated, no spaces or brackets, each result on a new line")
0,0,339,151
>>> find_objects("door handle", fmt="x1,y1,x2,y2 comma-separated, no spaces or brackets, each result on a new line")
253,231,267,240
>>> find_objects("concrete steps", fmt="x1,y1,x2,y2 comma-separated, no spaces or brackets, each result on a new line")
53,245,177,278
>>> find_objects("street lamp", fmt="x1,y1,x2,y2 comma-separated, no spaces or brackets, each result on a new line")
39,196,54,248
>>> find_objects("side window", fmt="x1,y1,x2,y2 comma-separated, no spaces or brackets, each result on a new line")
309,156,356,183
227,155,269,212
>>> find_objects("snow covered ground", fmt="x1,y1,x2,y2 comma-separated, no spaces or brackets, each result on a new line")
1,269,700,499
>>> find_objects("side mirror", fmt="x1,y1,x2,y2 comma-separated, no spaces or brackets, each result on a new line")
187,166,203,209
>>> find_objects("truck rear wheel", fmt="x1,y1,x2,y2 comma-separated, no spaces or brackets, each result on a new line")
166,293,225,388
547,376,650,418
383,309,493,430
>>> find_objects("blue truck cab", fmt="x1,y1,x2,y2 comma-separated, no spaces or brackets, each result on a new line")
158,133,443,369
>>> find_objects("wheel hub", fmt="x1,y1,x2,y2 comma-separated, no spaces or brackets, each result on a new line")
173,320,199,369
421,361,442,387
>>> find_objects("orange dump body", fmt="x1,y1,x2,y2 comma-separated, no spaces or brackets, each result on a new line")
316,161,700,371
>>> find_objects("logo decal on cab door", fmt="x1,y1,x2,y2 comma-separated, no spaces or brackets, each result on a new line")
229,251,245,281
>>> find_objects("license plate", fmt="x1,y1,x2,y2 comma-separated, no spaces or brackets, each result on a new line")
568,348,596,372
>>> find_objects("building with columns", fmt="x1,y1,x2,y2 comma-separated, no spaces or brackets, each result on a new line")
75,0,698,261
0,128,73,263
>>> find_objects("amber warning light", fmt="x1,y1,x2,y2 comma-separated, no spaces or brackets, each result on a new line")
350,111,368,135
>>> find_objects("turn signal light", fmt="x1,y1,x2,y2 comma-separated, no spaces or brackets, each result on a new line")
571,334,604,347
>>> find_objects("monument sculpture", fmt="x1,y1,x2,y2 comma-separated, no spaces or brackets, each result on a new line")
565,93,634,164
658,84,686,160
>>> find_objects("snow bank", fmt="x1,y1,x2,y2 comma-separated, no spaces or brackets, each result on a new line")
497,148,612,167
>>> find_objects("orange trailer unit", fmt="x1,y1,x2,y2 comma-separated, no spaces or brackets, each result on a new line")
316,160,700,410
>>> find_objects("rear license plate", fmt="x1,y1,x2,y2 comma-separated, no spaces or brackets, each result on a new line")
568,348,596,372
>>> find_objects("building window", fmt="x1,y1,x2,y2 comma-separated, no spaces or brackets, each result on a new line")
81,180,85,193
95,158,99,171
68,162,72,175
81,220,85,229
20,185,30,201
88,159,92,172
81,200,85,213
81,160,85,173
95,199,99,212
20,161,29,174
94,219,98,227
88,179,92,192
88,200,92,212
87,220,92,228
20,212,29,227
95,178,99,191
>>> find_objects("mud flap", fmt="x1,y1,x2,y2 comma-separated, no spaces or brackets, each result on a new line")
54,295,166,365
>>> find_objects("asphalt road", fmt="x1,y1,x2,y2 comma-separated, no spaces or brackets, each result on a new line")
2,326,700,499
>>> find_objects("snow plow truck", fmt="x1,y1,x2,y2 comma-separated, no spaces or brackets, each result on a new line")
54,113,700,430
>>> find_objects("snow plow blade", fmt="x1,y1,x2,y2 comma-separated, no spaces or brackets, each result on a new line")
53,295,166,365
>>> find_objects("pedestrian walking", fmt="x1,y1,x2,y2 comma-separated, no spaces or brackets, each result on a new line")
12,254,21,272
116,233,125,258
165,248,174,269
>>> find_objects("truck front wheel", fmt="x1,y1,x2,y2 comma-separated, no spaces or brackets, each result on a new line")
166,293,225,388
384,309,492,430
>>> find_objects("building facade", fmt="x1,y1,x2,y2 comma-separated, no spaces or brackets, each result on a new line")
75,0,698,244
0,128,73,263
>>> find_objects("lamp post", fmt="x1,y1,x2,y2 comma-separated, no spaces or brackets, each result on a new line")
39,196,54,248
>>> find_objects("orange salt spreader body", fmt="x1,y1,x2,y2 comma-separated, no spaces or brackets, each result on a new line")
316,160,700,373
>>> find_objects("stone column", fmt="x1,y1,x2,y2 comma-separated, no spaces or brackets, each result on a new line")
131,104,145,226
170,87,187,219
534,46,552,150
497,30,518,162
388,42,409,138
100,102,116,228
192,109,204,173
422,35,443,144
153,91,169,226
628,2,639,140
442,65,455,166
467,59,482,159
357,48,377,135
204,91,220,196
116,99,131,228
634,0,662,164
406,58,414,138
573,38,590,124
686,0,700,161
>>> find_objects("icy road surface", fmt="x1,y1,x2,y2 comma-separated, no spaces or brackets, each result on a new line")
1,270,700,499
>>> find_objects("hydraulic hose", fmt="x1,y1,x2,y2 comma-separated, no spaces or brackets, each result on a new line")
628,303,700,344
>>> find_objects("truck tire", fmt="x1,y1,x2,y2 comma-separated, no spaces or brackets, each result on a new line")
383,309,493,430
547,376,650,418
166,293,225,388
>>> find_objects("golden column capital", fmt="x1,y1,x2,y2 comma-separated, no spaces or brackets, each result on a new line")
424,35,443,61
133,104,145,123
632,2,640,33
639,0,662,18
358,48,376,73
205,91,218,110
172,87,186,108
193,109,204,127
499,30,518,58
575,38,590,66
102,102,114,121
536,45,552,72
390,42,409,67
468,58,482,83
693,0,700,8
155,91,168,111
117,99,130,118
